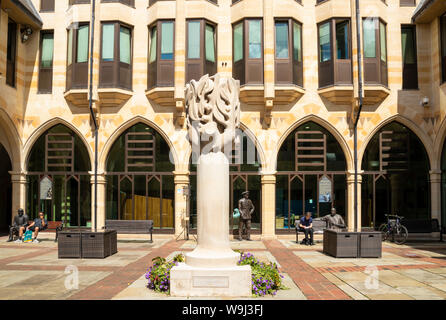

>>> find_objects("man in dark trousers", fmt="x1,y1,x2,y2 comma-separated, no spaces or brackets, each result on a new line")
238,191,255,241
7,208,29,242
299,211,315,246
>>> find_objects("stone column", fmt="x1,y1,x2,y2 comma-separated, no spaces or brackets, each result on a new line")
90,172,106,231
346,170,362,232
9,172,27,222
430,170,442,224
174,171,190,238
174,0,186,121
261,173,276,240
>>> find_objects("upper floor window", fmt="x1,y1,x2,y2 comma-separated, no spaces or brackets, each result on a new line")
363,18,387,86
401,25,418,89
6,19,17,88
318,18,352,88
99,22,132,90
233,19,263,86
101,0,135,6
186,19,217,83
66,23,89,90
400,0,416,6
441,14,446,83
275,19,303,87
40,0,55,12
148,20,175,89
69,0,91,4
38,31,54,93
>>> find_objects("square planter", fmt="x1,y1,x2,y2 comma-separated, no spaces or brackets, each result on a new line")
323,229,358,258
58,231,82,258
359,232,382,258
81,230,117,259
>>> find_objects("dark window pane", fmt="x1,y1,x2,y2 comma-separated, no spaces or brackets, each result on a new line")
319,22,331,62
336,20,349,59
275,22,289,59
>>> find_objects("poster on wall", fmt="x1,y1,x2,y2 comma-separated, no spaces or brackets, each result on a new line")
40,176,53,200
318,175,332,203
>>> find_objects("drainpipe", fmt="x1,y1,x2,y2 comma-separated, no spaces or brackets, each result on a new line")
88,0,98,232
354,0,363,232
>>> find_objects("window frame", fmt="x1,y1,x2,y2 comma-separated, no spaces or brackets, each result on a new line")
317,17,352,88
40,0,55,12
232,18,264,86
147,19,175,89
185,18,217,84
38,30,54,94
401,24,418,90
362,17,388,87
274,18,303,87
66,22,90,91
99,21,133,90
6,18,17,88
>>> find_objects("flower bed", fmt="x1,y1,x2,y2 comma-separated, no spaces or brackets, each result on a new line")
145,251,286,297
237,251,286,297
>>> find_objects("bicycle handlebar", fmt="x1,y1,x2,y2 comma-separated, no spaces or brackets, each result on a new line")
384,214,405,220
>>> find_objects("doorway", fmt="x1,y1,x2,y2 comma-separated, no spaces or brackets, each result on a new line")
0,144,12,233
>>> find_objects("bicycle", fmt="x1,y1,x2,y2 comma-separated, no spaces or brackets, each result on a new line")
379,214,408,245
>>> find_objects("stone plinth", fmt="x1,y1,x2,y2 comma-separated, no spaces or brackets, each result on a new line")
170,264,252,297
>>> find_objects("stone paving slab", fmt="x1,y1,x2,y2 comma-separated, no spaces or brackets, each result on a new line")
0,236,445,300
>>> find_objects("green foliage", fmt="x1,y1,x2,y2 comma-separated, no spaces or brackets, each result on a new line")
146,254,184,294
237,251,287,297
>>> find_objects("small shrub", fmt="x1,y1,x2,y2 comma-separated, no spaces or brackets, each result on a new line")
237,252,286,297
145,254,184,294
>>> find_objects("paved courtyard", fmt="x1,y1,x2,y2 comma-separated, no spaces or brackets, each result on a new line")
0,233,446,300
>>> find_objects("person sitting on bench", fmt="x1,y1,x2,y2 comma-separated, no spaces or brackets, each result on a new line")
7,208,29,243
26,212,48,243
299,211,315,246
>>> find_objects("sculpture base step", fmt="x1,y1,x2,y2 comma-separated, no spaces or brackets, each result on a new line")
185,247,240,268
170,263,252,297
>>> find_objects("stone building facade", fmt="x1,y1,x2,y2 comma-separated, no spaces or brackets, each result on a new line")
0,0,445,238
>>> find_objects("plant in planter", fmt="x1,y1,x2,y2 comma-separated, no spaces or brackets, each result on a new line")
237,252,287,297
145,254,185,294
146,251,286,297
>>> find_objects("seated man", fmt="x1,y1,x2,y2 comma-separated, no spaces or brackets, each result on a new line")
319,207,346,230
26,212,48,243
299,211,315,246
7,208,29,243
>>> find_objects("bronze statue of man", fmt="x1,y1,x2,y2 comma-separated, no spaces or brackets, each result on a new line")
319,207,346,230
238,191,254,241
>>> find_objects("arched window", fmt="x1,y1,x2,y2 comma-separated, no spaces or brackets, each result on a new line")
189,131,262,233
361,122,430,228
105,123,175,230
26,124,91,226
276,121,347,231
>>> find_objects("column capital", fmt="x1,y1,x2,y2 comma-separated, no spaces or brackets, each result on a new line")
173,171,190,184
346,170,363,183
89,171,107,184
8,171,27,184
261,173,276,184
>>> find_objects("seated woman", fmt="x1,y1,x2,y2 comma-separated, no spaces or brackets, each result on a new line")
26,212,48,243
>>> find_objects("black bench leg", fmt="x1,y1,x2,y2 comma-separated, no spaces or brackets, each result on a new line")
149,231,153,243
296,229,299,244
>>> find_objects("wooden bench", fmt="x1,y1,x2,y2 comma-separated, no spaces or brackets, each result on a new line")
40,221,64,242
401,219,442,240
294,218,327,243
104,220,153,243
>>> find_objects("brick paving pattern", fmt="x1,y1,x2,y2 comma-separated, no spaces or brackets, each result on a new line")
0,235,446,300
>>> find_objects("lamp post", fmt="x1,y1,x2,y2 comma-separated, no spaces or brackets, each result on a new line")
88,0,98,232
354,0,363,232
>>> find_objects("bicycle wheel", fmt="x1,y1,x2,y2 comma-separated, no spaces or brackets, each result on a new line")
379,224,389,241
393,225,408,245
